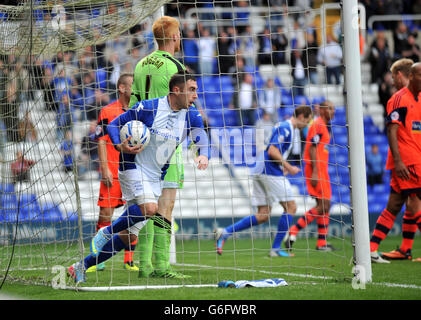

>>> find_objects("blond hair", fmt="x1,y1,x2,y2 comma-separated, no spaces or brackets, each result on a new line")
152,16,180,46
390,58,414,78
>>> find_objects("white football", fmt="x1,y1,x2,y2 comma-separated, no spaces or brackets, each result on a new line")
120,120,150,148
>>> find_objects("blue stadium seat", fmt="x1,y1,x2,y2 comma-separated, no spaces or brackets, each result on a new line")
42,203,63,222
369,201,385,214
0,183,15,194
333,113,346,126
364,122,380,135
0,193,18,223
203,92,223,109
279,106,295,119
221,92,233,107
331,125,348,136
333,134,348,146
220,76,233,90
281,93,293,106
274,77,283,88
207,110,224,128
253,73,265,89
223,109,238,127
372,183,387,194
19,193,42,222
312,96,326,106
366,134,388,146
198,76,218,93
95,68,107,91
292,95,310,106
363,116,375,127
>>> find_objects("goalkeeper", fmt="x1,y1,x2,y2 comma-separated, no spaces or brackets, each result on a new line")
129,16,190,278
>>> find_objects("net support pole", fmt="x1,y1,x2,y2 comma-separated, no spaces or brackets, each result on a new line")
342,0,372,283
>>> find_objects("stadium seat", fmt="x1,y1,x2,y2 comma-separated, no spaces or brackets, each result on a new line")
223,109,238,127
372,183,387,194
0,193,18,223
281,93,293,106
203,92,223,110
292,95,310,106
19,193,42,222
366,134,387,146
0,183,15,194
278,106,295,119
95,68,107,91
333,134,348,146
207,110,224,128
369,201,384,214
221,91,233,107
219,76,233,90
42,203,63,222
198,76,218,93
364,122,380,135
253,72,265,89
331,125,348,136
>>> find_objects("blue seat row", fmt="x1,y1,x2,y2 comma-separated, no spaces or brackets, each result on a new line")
0,192,63,224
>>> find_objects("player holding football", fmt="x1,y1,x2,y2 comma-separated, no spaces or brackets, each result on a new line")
130,16,190,278
68,72,209,283
370,61,421,263
86,73,139,273
215,106,313,257
285,101,336,251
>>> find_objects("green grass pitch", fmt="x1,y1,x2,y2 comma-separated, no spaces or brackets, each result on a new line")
1,235,421,300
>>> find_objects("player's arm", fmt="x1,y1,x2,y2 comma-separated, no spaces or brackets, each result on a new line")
187,107,209,170
267,145,300,175
98,139,113,187
96,112,113,187
387,123,410,180
266,126,300,175
386,103,410,180
308,130,321,187
108,105,145,154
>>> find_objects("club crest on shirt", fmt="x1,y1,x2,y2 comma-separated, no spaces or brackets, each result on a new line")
391,111,399,121
95,125,102,136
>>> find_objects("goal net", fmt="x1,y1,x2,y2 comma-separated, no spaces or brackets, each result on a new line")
0,0,369,290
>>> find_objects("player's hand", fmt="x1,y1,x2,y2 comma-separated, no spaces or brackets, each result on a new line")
119,137,144,154
195,155,208,170
286,165,300,176
101,168,114,187
311,170,319,187
395,160,410,181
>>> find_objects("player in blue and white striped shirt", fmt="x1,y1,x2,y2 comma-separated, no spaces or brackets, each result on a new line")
68,73,209,282
215,105,313,257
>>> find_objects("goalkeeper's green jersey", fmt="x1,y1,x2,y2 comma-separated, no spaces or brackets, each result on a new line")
129,50,185,106
130,50,186,188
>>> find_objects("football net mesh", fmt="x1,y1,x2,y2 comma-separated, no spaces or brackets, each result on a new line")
0,0,359,290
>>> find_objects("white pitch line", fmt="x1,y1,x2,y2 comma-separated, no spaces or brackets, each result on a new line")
65,284,217,291
178,263,421,290
5,264,421,291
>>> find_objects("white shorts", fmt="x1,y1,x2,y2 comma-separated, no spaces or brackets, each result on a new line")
251,174,295,207
162,180,180,189
118,169,163,205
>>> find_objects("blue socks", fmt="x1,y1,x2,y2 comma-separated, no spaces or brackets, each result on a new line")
222,215,258,240
104,204,145,235
272,214,293,249
83,234,127,269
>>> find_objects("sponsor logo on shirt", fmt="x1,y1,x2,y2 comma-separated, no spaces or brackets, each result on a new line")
412,121,421,133
150,128,180,142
